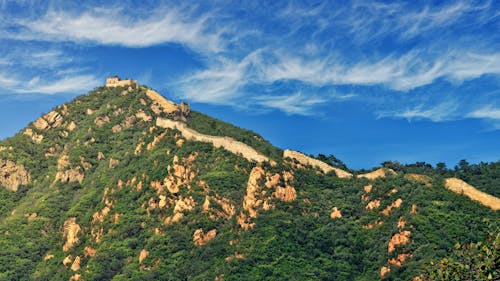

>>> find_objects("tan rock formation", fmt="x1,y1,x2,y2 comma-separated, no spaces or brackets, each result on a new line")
23,128,44,143
225,253,245,261
405,173,432,187
365,199,381,210
44,253,54,260
135,110,152,122
62,255,72,267
67,121,77,132
397,218,407,229
109,158,119,169
84,246,96,257
445,178,500,210
112,124,122,133
283,150,352,178
27,213,37,221
0,159,30,191
62,218,82,252
362,220,383,229
94,116,110,127
156,118,269,162
273,185,296,202
410,204,417,214
71,256,81,271
86,108,94,115
146,132,166,150
388,231,411,253
381,198,403,216
388,253,412,267
380,266,390,278
357,168,396,180
193,228,217,246
69,274,81,281
164,196,195,224
364,184,373,193
330,207,342,219
139,249,149,264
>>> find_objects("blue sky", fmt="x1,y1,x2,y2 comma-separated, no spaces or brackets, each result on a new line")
0,0,499,169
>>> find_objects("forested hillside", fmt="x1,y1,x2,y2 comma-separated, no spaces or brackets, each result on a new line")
0,83,498,280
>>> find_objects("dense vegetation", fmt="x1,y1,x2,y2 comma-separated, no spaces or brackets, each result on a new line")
0,85,497,280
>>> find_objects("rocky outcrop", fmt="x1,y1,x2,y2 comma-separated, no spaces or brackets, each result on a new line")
62,218,82,252
365,199,381,210
357,168,396,180
33,110,63,130
444,178,500,210
157,117,269,162
71,256,81,271
193,228,217,246
0,159,30,191
23,128,43,143
273,185,296,202
381,198,403,216
283,150,352,178
139,249,149,264
164,196,195,225
54,155,84,184
405,173,432,187
388,231,411,253
330,207,342,219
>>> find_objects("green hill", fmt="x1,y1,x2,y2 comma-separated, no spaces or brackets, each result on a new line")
0,79,498,281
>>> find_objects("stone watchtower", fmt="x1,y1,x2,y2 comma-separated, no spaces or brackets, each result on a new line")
105,76,138,88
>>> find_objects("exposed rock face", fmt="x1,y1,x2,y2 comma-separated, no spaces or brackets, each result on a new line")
84,246,96,257
164,196,195,225
405,173,432,187
380,266,390,278
32,110,63,131
193,228,217,246
54,155,84,184
71,256,81,271
445,178,500,210
330,207,342,219
0,159,30,191
238,167,266,230
94,116,110,127
381,198,403,216
273,185,296,202
62,255,72,266
283,150,352,178
139,249,149,264
365,199,381,210
23,128,44,143
157,118,269,163
388,253,411,267
388,231,411,253
44,253,54,260
62,218,82,252
357,168,396,180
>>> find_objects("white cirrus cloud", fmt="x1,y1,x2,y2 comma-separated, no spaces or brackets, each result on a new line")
467,106,500,120
8,7,224,53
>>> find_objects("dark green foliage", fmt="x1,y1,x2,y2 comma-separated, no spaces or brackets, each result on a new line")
0,84,497,281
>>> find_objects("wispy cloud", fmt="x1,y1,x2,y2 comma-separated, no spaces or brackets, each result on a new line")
467,106,500,120
377,101,460,122
254,92,326,115
18,75,100,94
7,7,224,52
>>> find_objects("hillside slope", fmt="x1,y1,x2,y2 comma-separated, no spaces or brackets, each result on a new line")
0,80,498,281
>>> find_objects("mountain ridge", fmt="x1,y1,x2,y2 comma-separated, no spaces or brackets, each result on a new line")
0,77,498,280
